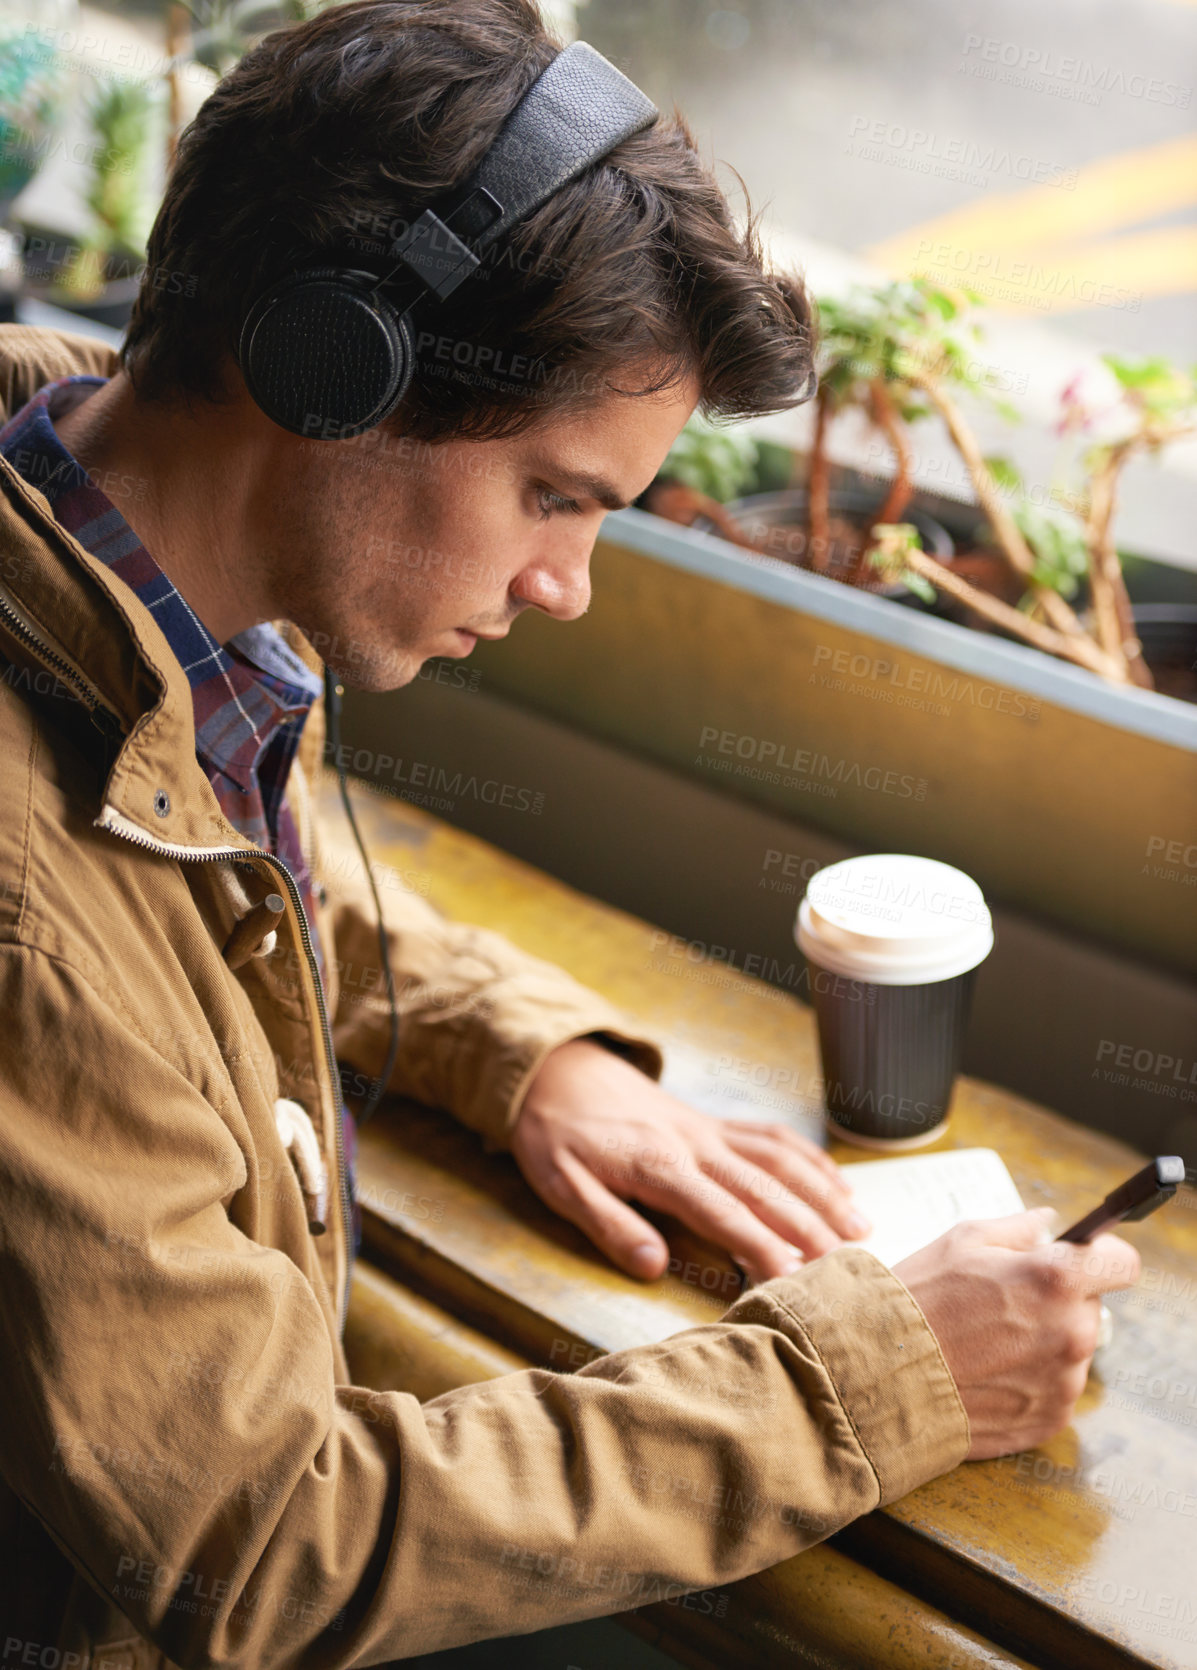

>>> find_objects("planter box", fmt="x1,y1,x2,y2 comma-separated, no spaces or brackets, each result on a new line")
469,507,1197,977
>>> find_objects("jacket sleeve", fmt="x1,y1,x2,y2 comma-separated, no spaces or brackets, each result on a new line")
0,944,970,1669
306,775,666,1151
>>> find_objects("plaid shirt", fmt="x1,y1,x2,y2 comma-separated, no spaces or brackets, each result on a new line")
0,374,360,1254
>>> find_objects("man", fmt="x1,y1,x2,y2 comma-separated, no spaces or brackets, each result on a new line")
0,1,1139,1663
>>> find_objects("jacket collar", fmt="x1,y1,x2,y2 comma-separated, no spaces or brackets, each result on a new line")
0,324,265,854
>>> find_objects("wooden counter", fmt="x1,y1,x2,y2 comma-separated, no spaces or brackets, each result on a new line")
327,780,1197,1670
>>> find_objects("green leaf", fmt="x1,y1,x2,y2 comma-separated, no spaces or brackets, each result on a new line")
1100,352,1196,419
865,523,938,602
1101,352,1170,389
657,417,760,502
984,455,1022,493
812,278,1022,447
899,570,938,603
751,439,794,495
1012,497,1089,598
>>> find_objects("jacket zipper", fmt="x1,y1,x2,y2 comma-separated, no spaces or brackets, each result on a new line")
0,591,354,1326
0,587,123,746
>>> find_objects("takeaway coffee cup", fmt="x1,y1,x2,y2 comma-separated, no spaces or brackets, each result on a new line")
795,853,994,1149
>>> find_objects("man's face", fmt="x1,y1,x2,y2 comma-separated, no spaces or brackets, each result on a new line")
266,370,699,690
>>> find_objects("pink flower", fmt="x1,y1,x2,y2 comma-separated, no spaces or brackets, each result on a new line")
1055,373,1091,437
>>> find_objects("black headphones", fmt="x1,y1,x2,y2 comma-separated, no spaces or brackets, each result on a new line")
237,41,658,440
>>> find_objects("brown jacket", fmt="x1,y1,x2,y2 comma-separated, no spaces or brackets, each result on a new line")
0,325,970,1667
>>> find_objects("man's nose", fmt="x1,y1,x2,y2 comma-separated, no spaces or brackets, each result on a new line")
512,551,592,621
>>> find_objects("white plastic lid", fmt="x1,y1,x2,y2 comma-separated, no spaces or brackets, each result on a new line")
795,853,994,986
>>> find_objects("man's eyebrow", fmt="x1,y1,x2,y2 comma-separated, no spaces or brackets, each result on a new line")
529,463,633,512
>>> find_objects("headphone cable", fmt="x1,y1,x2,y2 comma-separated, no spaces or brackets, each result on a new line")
323,667,401,1125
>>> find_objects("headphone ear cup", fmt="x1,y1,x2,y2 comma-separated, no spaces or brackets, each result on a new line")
238,268,413,439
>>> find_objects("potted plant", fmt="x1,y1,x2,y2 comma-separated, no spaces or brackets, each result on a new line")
643,283,991,603
857,324,1197,693
162,0,342,156
1054,355,1197,698
16,0,336,329
29,76,158,327
643,277,1196,694
641,411,948,610
0,5,75,319
773,278,1157,686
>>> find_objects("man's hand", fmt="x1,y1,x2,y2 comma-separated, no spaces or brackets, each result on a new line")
894,1207,1142,1460
511,1038,871,1284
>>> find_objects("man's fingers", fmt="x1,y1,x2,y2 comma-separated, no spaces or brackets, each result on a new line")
701,1143,847,1256
1042,1231,1142,1298
728,1121,853,1194
1089,1232,1142,1292
970,1207,1062,1249
631,1167,821,1284
971,1212,1141,1297
526,1147,669,1280
721,1128,871,1239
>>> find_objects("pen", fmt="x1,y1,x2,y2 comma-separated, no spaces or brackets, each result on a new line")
1055,1156,1187,1244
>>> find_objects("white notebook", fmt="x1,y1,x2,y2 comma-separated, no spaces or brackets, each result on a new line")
840,1147,1026,1268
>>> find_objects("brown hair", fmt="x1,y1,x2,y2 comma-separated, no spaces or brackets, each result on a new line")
122,0,815,441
